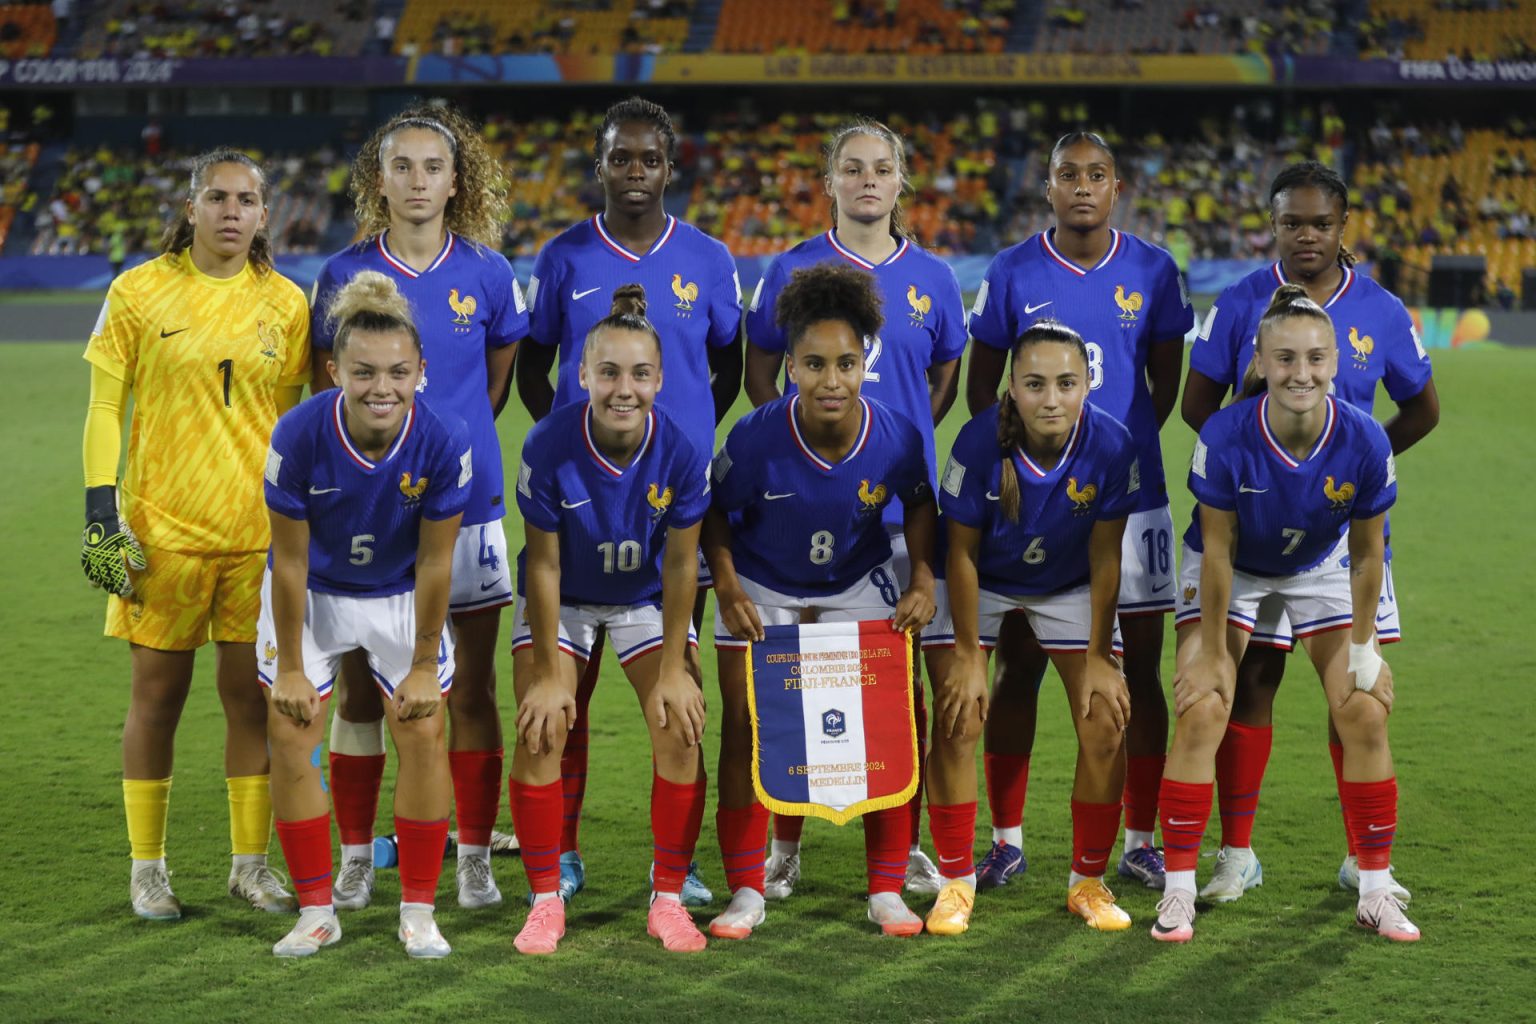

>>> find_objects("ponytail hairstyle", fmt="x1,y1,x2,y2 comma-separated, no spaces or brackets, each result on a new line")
326,270,421,357
594,95,679,164
1246,283,1334,397
351,103,509,249
1268,160,1357,267
775,263,884,353
160,148,273,275
582,283,663,363
825,117,914,243
996,320,1091,524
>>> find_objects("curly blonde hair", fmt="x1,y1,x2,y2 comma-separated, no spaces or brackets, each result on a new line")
350,103,509,249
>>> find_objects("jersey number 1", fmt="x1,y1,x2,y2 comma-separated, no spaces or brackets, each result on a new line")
217,359,233,407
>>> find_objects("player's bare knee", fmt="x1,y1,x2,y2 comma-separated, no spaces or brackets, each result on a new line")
391,712,446,755
1332,694,1388,745
1176,693,1231,747
1075,712,1124,762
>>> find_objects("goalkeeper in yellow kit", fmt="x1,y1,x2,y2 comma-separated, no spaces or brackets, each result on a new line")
81,149,312,920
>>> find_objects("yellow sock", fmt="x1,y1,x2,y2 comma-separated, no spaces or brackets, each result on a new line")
227,774,274,857
123,777,172,861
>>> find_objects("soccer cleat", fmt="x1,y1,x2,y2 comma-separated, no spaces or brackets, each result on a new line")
708,888,766,940
763,850,800,900
647,897,708,953
557,850,585,902
514,897,567,955
974,840,1026,890
924,879,976,936
332,856,375,911
130,864,182,921
1067,877,1132,931
1199,846,1263,903
1117,844,1167,890
1338,854,1412,902
867,891,924,937
649,861,715,907
1150,888,1196,943
904,848,943,896
487,829,520,854
229,861,299,914
456,854,503,909
1356,887,1421,942
272,906,341,957
398,905,452,959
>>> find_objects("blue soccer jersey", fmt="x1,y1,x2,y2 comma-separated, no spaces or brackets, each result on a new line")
311,232,528,528
1191,261,1433,412
744,231,967,526
265,392,472,597
939,403,1138,596
712,395,931,597
527,215,742,459
1185,395,1396,577
514,403,711,607
968,228,1192,512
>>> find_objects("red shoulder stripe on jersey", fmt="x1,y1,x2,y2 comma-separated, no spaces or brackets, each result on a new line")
593,214,676,263
787,396,871,472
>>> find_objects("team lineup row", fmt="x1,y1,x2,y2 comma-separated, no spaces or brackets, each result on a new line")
79,96,1435,958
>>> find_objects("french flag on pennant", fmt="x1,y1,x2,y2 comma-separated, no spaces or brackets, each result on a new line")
747,620,918,825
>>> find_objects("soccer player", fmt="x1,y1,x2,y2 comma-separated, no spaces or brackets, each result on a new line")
80,149,309,921
922,321,1137,936
509,286,712,955
1152,284,1418,944
516,96,742,903
741,117,966,900
310,104,527,913
1182,161,1437,903
704,264,937,940
965,131,1193,890
261,271,470,959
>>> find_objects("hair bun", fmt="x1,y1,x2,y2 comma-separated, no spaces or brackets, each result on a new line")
327,269,414,334
611,283,647,319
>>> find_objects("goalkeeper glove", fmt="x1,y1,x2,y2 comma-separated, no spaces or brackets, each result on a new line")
82,485,146,597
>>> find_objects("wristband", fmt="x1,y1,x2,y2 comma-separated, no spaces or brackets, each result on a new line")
1348,640,1383,693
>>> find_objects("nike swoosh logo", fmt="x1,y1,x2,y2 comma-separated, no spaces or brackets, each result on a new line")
308,486,341,495
561,498,592,509
763,491,796,500
1024,301,1051,314
1367,823,1396,832
571,287,601,301
1167,818,1202,827
1080,855,1106,865
1375,612,1391,623
1239,485,1269,494
985,491,1001,501
1151,582,1171,593
159,327,189,338
480,581,501,592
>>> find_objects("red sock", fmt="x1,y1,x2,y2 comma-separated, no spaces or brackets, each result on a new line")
510,778,564,895
983,753,1030,830
1159,778,1214,874
275,813,333,909
927,802,977,880
329,752,385,847
1329,742,1357,857
773,813,805,844
651,772,706,894
559,656,600,853
1340,777,1397,871
1215,722,1272,848
909,677,928,847
1122,754,1166,836
1071,799,1123,878
864,805,909,895
448,747,502,848
395,815,448,905
717,802,769,894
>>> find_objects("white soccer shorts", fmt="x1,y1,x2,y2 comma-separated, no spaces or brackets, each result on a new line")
713,559,904,650
510,594,698,666
449,520,515,613
1174,542,1379,646
1117,504,1176,617
922,580,1123,655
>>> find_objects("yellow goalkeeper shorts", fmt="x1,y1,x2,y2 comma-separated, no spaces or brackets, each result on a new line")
105,548,265,651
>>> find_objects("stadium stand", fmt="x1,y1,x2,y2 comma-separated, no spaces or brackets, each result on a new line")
0,143,39,251
0,1,56,58
1360,0,1534,62
78,0,372,59
1032,0,1341,57
393,1,695,57
709,0,1015,55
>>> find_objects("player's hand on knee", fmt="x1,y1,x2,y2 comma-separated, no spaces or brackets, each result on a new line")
1080,653,1130,731
651,667,707,747
272,669,320,725
516,680,576,756
394,666,442,721
1173,651,1234,717
937,655,988,740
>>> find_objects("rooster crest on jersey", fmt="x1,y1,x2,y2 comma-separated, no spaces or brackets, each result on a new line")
262,640,277,663
1114,285,1144,322
1183,585,1197,604
1324,475,1356,511
857,479,888,515
400,472,429,505
671,274,698,312
647,482,674,520
256,319,280,359
906,284,931,327
1066,476,1098,514
449,289,477,325
1348,326,1374,367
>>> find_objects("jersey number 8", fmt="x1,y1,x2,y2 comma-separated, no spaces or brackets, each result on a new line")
809,530,835,565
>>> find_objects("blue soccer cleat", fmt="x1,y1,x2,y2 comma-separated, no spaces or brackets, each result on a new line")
649,860,714,907
974,840,1026,890
1117,844,1167,890
527,850,586,907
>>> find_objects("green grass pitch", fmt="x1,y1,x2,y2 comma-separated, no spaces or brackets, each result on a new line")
0,341,1530,1023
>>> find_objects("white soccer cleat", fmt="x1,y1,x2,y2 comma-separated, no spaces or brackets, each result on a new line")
708,887,767,940
229,861,298,914
130,864,182,921
398,904,452,958
763,851,800,900
1199,846,1264,903
272,906,341,957
1338,854,1412,902
456,854,503,909
1150,888,1196,943
332,856,374,911
1356,887,1421,942
867,891,923,937
903,848,943,896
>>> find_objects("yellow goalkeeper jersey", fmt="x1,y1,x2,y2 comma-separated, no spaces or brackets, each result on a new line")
84,251,311,555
